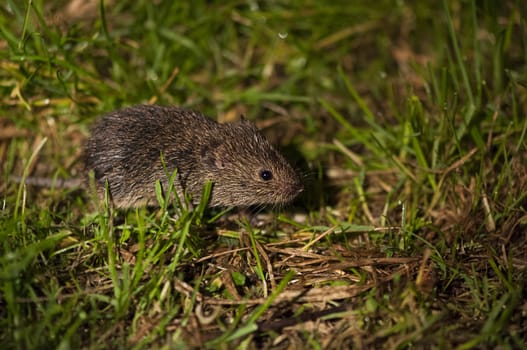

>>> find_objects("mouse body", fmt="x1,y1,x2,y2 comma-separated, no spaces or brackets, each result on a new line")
83,105,303,208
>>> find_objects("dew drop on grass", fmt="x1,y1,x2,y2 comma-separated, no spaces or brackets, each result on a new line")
147,70,158,81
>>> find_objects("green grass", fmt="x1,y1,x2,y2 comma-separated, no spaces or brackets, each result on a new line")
1,0,526,348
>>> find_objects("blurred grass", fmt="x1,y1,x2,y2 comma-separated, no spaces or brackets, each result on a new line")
1,0,527,349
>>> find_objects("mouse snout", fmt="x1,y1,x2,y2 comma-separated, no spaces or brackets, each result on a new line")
283,178,303,201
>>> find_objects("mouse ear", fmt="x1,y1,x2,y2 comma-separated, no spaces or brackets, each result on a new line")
201,141,231,169
214,158,226,169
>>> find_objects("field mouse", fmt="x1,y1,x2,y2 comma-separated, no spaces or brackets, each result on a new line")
78,105,303,208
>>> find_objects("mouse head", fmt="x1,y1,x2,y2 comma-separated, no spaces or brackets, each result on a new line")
199,119,303,207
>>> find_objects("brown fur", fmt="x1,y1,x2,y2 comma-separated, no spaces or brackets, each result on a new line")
83,105,303,208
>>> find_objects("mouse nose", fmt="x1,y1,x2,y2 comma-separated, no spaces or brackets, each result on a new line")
294,180,304,194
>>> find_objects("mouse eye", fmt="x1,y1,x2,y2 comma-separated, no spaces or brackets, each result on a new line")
259,169,273,181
